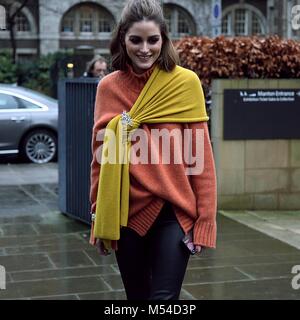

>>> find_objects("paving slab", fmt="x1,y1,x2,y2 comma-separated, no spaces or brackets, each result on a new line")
0,163,300,300
220,210,300,249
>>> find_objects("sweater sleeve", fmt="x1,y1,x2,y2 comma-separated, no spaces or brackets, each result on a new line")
89,78,121,250
90,83,105,212
188,121,217,248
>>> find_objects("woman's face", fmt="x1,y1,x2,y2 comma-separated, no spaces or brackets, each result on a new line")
124,20,163,74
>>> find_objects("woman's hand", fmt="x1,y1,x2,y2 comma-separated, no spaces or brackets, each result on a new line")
95,238,111,256
194,245,202,254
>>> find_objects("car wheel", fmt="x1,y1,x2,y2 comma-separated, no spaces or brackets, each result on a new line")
21,129,57,164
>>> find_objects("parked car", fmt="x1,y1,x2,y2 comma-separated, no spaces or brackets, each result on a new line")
0,84,58,164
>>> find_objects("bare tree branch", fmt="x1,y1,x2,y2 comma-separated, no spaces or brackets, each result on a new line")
10,0,29,20
6,0,30,63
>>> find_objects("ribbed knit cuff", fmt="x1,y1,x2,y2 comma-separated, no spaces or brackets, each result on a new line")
193,220,217,248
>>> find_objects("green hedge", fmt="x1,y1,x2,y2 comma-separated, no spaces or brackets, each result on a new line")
0,51,18,84
0,51,74,98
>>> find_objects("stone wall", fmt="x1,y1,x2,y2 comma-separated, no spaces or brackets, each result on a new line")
211,79,300,210
38,0,212,55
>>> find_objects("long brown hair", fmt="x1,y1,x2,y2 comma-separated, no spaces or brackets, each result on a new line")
110,0,180,72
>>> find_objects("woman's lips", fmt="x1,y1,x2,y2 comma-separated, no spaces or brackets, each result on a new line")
137,55,152,61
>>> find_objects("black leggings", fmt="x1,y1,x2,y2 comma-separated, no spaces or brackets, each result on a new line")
115,201,190,300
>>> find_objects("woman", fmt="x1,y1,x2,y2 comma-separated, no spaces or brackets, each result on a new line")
89,0,217,300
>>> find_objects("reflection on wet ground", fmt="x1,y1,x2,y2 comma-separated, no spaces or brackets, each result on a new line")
0,184,300,300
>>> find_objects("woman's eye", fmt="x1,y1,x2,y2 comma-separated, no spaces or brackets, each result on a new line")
148,38,159,44
130,38,140,44
129,37,160,45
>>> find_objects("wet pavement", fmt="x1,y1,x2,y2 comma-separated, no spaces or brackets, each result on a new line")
0,162,300,300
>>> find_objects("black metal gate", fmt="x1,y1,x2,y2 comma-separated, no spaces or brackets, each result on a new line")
58,78,99,224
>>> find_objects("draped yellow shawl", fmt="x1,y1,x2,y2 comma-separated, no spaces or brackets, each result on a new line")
93,64,209,249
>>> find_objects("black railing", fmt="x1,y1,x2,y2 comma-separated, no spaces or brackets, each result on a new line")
58,77,99,224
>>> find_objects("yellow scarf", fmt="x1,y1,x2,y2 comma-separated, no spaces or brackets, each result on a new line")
93,64,209,249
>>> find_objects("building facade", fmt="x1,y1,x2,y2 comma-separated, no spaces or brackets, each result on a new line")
0,0,299,63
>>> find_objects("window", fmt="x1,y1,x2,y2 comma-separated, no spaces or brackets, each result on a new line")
17,98,41,109
80,8,93,33
0,93,19,110
222,6,265,36
252,13,263,35
61,12,75,32
15,11,30,32
61,4,114,36
234,9,246,35
222,13,229,35
0,5,6,30
163,5,195,38
164,8,173,34
178,12,190,34
98,20,111,32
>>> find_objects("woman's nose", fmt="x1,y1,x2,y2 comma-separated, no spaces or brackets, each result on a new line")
140,41,149,53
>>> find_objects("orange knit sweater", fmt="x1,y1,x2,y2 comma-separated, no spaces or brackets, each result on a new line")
89,63,217,248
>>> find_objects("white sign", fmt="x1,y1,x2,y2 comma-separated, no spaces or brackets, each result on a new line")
239,90,297,103
0,265,5,290
211,0,222,37
0,5,6,30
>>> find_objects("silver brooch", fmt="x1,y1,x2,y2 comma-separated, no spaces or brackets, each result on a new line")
121,111,133,127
